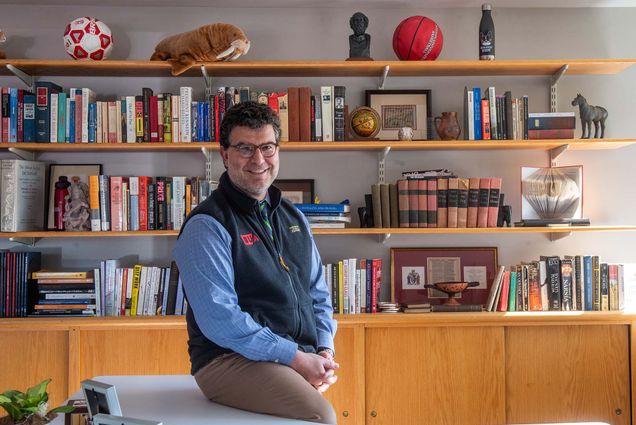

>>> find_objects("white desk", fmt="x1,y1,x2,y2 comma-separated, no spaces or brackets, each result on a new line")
51,375,316,425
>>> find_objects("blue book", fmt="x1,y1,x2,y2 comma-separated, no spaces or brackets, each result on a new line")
35,81,63,142
197,102,205,142
23,94,36,142
508,271,517,311
57,93,67,143
203,102,210,142
9,88,17,142
295,203,350,213
174,276,185,315
473,87,482,140
584,255,593,311
68,100,76,143
191,101,198,142
88,103,97,143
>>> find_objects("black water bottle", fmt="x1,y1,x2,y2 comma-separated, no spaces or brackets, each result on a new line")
479,3,495,60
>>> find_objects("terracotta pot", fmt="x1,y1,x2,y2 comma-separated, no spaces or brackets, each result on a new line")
434,112,461,140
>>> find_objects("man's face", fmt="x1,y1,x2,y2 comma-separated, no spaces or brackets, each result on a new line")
352,16,366,35
221,124,279,200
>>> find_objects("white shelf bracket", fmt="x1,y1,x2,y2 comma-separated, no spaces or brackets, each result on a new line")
8,147,35,161
9,237,38,246
6,64,36,93
378,65,390,90
379,233,391,244
378,146,391,183
550,64,568,112
549,144,569,167
549,231,571,242
201,147,213,182
201,65,214,98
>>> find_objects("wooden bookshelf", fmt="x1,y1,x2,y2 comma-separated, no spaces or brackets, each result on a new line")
0,139,633,153
1,59,635,78
2,225,635,239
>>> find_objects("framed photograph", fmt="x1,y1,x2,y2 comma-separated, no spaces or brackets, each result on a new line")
365,89,432,140
80,379,122,419
92,414,163,425
47,164,102,230
391,247,498,306
274,179,315,204
521,165,583,220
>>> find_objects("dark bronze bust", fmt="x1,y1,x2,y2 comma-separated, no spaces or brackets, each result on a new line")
348,12,371,60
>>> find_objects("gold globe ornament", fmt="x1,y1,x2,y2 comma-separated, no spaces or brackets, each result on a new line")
349,106,380,139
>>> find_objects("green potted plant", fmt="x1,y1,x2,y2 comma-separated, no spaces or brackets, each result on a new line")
0,379,74,425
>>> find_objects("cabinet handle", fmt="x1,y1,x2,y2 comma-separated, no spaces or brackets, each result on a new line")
342,411,349,417
615,408,622,415
370,411,377,417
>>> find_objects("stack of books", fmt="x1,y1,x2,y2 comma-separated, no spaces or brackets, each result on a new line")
31,270,96,317
527,112,576,139
295,203,351,228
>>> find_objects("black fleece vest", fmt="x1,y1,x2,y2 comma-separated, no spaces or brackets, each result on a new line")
179,172,318,374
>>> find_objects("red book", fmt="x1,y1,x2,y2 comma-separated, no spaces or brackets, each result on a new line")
371,258,382,313
498,271,510,312
75,92,82,143
149,95,158,142
487,177,502,227
528,128,575,139
138,176,149,231
268,92,279,114
157,95,164,143
447,178,459,228
467,178,480,228
397,179,410,228
110,176,123,231
477,178,491,228
298,87,312,142
287,88,300,141
481,98,491,140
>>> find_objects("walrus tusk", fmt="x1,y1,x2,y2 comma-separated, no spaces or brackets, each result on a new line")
216,45,236,60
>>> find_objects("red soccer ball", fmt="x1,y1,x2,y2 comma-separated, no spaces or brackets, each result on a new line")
392,16,443,61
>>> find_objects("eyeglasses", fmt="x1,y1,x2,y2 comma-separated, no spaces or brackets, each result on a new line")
229,143,279,158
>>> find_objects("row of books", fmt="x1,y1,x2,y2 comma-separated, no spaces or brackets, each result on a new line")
464,87,530,140
486,255,625,312
295,202,351,229
370,174,503,229
87,175,215,232
323,258,383,314
30,261,187,317
0,251,41,318
527,112,576,139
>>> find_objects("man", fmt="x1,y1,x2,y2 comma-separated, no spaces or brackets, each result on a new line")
173,101,338,424
348,11,371,59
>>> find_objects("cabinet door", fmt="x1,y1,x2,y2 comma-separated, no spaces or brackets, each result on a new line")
506,325,630,425
366,326,505,425
322,325,365,425
0,330,70,407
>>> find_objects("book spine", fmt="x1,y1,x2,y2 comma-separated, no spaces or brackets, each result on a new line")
180,87,192,142
466,88,475,140
142,88,153,142
89,175,101,231
600,262,609,311
150,95,159,142
528,128,575,139
477,178,490,228
333,86,346,141
487,177,501,227
436,178,448,228
427,179,438,228
560,259,573,311
23,94,36,143
583,256,593,311
473,87,482,140
49,91,58,143
481,98,491,140
98,175,111,231
456,178,468,228
488,86,498,139
397,179,410,228
467,177,480,228
446,178,459,228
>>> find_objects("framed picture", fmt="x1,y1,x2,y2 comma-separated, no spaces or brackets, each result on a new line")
365,89,432,140
274,179,315,204
521,165,583,220
391,247,498,306
47,164,102,230
80,379,122,419
92,414,163,425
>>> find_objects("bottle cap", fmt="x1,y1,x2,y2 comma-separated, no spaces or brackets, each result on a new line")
482,3,492,10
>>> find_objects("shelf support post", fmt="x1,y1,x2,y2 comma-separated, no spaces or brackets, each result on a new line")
549,144,569,167
9,237,38,246
550,65,568,112
8,147,35,161
378,146,391,184
378,65,390,90
6,64,36,93
201,147,213,182
379,233,391,244
549,231,571,241
201,65,214,99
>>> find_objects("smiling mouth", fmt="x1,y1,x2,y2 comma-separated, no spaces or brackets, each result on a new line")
248,169,269,175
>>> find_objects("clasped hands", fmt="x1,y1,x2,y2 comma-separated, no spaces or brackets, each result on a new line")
290,350,339,393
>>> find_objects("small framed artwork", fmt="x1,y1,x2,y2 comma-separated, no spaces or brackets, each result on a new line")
521,165,583,220
391,247,498,306
92,413,163,425
47,164,102,230
365,89,432,140
80,379,122,419
274,179,315,204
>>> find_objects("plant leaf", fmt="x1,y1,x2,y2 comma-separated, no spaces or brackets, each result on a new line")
27,379,51,399
0,395,11,403
50,405,76,414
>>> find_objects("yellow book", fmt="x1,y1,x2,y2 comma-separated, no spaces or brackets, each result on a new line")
32,270,92,279
130,264,143,316
89,175,101,231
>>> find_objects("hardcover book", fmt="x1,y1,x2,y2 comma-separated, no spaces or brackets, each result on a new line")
0,160,46,232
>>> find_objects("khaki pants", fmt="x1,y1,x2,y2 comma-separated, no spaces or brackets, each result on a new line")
194,353,337,424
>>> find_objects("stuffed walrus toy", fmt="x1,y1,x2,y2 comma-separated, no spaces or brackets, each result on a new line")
150,23,250,76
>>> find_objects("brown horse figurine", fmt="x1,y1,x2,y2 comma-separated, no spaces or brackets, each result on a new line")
571,93,608,139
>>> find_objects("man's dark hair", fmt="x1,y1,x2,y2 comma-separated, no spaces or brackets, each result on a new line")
219,101,281,149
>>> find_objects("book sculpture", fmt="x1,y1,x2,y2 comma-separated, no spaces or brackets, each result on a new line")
522,167,581,221
150,23,250,76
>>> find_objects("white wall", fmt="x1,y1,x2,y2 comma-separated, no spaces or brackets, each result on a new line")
1,4,635,301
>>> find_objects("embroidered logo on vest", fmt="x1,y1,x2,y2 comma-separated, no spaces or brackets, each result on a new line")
288,225,301,233
240,233,260,246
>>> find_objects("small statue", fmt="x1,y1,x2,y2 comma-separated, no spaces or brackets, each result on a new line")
571,93,608,139
348,12,372,60
0,29,6,59
398,127,414,141
497,193,512,227
63,176,91,231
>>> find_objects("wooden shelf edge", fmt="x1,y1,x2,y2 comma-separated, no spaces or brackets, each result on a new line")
0,142,218,152
0,230,178,238
311,225,636,235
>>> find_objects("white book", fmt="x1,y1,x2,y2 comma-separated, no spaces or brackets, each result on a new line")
81,88,96,143
172,176,186,229
125,267,134,316
93,267,102,316
349,258,357,314
528,112,576,118
488,86,497,139
129,176,139,231
65,97,71,142
114,268,123,317
125,96,136,143
137,266,148,316
180,87,192,142
0,160,46,232
539,260,549,311
314,95,323,141
50,93,58,143
467,89,475,140
360,262,366,312
278,94,289,142
122,181,128,231
115,100,123,143
342,259,349,314
320,86,333,141
171,95,180,143
95,101,102,143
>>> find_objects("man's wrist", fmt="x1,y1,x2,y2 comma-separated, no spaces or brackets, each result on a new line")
317,347,335,358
